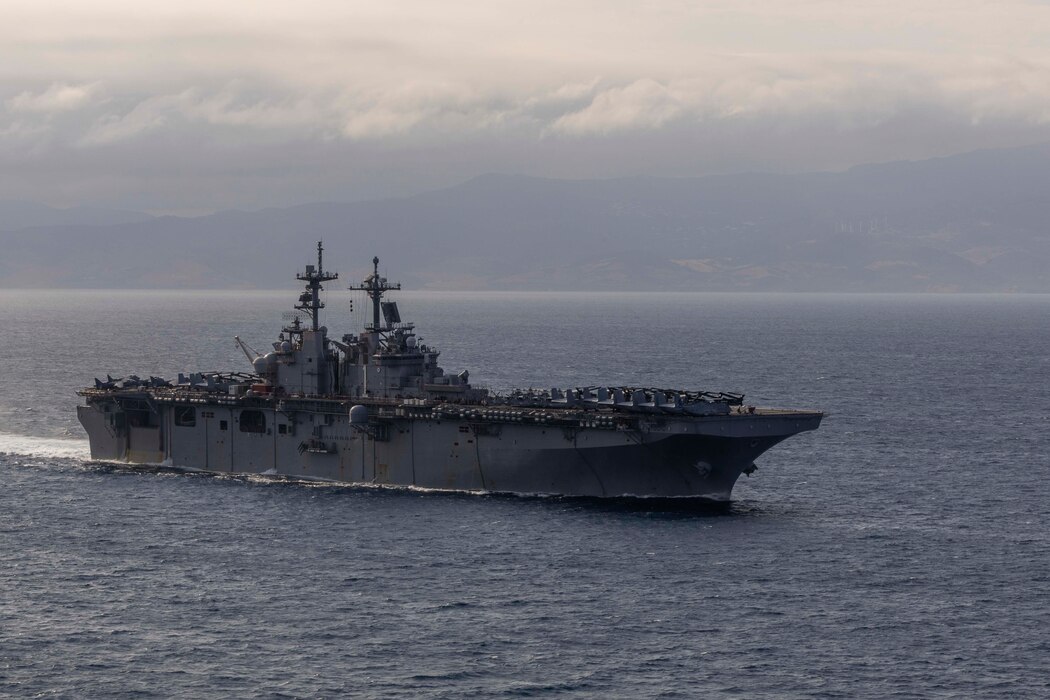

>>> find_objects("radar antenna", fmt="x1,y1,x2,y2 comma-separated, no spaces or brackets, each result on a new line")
295,241,338,331
349,256,401,331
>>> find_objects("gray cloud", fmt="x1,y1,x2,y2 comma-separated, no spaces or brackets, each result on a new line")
3,1,1050,211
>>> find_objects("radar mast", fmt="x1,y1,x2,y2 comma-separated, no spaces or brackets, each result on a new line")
294,241,338,332
349,256,401,331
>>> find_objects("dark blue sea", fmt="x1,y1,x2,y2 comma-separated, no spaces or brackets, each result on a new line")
2,289,1049,698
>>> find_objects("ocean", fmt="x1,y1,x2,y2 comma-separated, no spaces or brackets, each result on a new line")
2,289,1049,698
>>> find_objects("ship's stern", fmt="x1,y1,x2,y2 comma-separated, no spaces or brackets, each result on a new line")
77,403,127,461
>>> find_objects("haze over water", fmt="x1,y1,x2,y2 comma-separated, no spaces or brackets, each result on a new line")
2,289,1049,697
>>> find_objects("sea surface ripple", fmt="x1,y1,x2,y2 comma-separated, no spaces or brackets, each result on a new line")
2,290,1049,698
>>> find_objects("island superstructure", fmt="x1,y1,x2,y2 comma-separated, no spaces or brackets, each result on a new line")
77,243,822,500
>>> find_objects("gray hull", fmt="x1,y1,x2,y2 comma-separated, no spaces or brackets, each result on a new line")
77,399,821,500
76,245,823,501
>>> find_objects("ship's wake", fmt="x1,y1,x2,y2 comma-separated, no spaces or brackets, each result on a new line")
180,468,740,514
0,432,91,461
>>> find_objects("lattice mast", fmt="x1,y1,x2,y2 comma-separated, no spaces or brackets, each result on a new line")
295,241,338,332
349,256,401,331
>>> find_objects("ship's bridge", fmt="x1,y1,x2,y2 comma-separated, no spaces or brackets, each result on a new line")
239,244,485,402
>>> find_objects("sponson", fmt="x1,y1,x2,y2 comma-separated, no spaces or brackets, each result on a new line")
77,242,823,500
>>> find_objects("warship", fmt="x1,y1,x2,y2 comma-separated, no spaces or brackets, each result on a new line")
77,243,822,500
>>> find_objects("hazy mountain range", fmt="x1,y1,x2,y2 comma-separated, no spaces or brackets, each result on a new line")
3,144,1049,292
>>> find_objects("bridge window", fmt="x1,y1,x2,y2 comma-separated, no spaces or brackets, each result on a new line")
240,410,266,433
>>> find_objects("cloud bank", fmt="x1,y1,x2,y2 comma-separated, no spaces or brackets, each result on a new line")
3,0,1050,210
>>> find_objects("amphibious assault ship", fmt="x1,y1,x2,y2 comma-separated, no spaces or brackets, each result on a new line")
77,243,822,500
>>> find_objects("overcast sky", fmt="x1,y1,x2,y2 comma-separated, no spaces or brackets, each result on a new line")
3,0,1050,212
